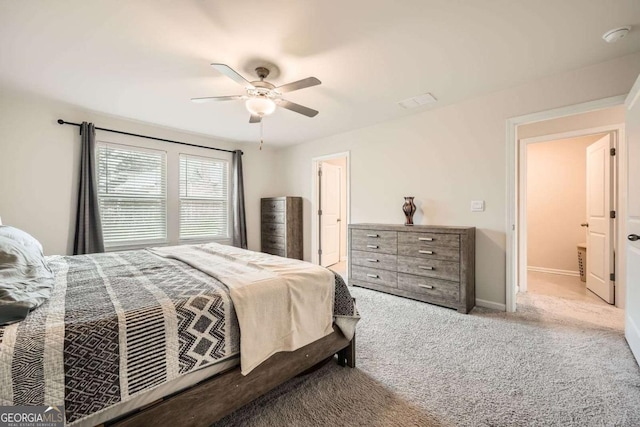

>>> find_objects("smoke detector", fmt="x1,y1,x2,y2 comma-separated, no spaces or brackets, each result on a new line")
602,26,631,43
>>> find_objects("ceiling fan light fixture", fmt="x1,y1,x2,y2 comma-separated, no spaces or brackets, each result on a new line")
195,63,320,125
245,97,276,116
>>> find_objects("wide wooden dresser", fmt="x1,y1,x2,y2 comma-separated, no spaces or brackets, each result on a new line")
261,197,303,260
348,224,475,313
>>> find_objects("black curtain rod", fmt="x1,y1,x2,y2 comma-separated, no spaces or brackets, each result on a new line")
57,119,242,155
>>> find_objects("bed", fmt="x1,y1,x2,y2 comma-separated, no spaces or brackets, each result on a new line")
0,239,358,426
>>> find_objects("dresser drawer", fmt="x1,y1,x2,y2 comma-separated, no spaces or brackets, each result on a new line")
398,273,459,303
398,232,459,248
351,230,397,254
397,256,459,282
261,234,285,250
350,265,397,288
262,222,285,237
398,244,460,262
263,246,285,257
261,199,285,212
351,250,397,271
262,212,285,224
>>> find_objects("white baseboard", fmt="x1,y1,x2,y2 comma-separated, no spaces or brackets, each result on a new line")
626,315,640,366
476,299,506,311
527,266,580,277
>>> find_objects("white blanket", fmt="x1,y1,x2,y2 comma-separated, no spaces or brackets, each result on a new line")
150,243,335,375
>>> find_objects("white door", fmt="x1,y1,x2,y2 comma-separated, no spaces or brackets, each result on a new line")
586,134,615,303
320,162,341,267
625,75,640,364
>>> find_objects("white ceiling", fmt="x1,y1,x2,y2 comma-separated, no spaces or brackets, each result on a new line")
1,1,639,146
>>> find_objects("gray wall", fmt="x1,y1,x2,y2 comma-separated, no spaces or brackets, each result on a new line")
274,53,640,308
1,52,639,309
0,87,282,255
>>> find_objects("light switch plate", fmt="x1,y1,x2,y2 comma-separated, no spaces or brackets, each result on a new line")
471,200,485,212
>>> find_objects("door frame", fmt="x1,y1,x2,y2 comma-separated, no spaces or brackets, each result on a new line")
518,125,623,300
505,95,627,312
311,151,351,266
624,75,640,364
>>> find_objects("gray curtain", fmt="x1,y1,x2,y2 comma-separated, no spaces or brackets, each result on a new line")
73,122,104,255
231,150,247,249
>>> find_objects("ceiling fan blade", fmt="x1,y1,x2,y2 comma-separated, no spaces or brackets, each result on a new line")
211,64,255,89
191,95,244,103
278,100,319,117
249,114,262,124
276,77,321,93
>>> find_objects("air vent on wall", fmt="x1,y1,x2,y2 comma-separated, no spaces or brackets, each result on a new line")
398,93,437,109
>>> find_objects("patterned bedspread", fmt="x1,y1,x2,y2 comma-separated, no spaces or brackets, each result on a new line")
0,248,357,425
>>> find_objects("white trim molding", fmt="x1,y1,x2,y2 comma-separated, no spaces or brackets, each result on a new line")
505,94,627,313
624,74,640,366
527,266,580,277
626,316,640,364
626,75,640,109
476,299,507,311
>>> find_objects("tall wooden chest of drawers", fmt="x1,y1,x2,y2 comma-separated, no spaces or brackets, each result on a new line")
261,197,303,260
348,224,475,313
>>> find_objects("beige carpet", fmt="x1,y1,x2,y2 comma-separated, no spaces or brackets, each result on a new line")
213,287,640,426
527,270,609,306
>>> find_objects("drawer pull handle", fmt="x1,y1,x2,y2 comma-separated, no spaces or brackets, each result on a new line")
419,250,434,255
419,284,434,289
418,237,433,241
418,266,434,270
366,274,379,279
367,245,379,249
367,234,379,238
366,259,379,262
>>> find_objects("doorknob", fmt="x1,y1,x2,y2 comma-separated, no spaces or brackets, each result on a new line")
580,223,589,228
629,234,640,241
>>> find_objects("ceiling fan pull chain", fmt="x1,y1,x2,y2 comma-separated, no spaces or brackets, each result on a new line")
259,120,264,150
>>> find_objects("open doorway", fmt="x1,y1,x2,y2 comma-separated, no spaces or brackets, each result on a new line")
311,152,350,278
512,105,626,312
522,131,617,307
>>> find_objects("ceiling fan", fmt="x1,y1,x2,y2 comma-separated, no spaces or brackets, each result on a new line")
192,64,321,123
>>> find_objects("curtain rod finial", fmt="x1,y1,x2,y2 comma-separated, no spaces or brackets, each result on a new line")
57,119,64,125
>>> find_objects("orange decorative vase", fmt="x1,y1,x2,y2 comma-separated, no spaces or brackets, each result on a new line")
402,197,416,226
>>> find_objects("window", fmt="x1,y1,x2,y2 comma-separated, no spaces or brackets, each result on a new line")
97,143,167,248
179,154,229,240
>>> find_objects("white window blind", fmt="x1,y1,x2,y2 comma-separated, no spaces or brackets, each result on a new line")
179,154,229,240
97,143,167,248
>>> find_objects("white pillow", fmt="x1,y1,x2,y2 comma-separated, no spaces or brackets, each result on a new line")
0,225,44,254
0,226,53,325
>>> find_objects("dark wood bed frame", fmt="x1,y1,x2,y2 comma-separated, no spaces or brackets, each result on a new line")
107,327,355,426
